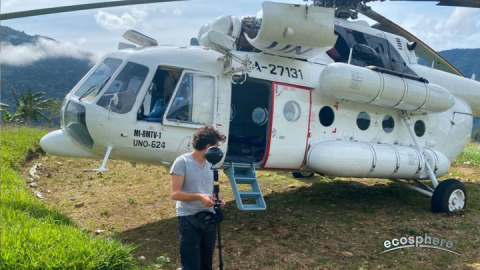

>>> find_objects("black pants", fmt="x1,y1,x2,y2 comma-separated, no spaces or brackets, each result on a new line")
178,216,217,270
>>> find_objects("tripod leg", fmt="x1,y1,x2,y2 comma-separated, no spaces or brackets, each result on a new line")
217,223,223,270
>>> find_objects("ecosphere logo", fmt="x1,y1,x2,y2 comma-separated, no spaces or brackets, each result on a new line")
380,233,460,255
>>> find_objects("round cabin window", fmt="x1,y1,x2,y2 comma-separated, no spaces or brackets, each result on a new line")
357,112,371,131
382,115,395,133
252,107,268,125
414,120,426,137
319,106,335,127
283,101,301,122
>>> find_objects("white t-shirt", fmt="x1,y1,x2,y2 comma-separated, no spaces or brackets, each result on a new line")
170,153,218,216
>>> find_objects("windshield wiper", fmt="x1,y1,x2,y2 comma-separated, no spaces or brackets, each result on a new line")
96,76,111,96
78,76,111,102
78,83,101,102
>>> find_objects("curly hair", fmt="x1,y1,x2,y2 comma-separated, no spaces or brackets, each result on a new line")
192,125,226,150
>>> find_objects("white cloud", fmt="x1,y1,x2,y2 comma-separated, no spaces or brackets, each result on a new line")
173,7,182,16
77,37,87,45
410,7,480,50
256,9,263,18
94,6,152,31
2,0,17,9
1,37,93,66
94,11,136,31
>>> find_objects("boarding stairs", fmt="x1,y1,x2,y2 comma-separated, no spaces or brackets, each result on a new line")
224,162,266,210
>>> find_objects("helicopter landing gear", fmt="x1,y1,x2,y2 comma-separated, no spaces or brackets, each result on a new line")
397,110,467,213
85,145,113,172
431,179,467,213
292,172,315,178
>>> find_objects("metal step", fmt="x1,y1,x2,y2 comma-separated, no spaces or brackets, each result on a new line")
224,162,266,210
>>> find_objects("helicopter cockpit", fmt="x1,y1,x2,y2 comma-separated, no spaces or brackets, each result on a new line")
57,45,225,167
136,68,182,123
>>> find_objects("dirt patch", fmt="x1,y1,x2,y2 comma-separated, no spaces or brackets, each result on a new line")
24,153,480,269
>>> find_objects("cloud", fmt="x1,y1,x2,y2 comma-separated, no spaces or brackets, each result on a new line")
2,0,17,9
256,9,263,18
173,7,182,16
77,37,87,45
407,7,480,50
94,6,152,31
1,37,93,66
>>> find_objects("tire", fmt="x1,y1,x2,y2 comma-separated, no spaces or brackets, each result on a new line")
431,179,467,213
292,172,315,178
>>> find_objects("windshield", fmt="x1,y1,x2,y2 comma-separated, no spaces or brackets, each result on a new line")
96,62,150,114
74,58,123,102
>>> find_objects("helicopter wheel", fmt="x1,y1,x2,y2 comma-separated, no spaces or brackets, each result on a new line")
431,179,467,213
292,172,315,178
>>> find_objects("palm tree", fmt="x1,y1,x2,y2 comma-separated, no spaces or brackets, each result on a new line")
9,88,57,125
0,102,13,122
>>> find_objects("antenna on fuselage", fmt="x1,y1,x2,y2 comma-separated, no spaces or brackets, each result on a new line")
472,74,476,80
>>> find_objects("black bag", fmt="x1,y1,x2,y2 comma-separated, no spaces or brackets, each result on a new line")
186,211,216,233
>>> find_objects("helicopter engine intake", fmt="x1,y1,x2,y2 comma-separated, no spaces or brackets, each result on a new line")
319,63,456,113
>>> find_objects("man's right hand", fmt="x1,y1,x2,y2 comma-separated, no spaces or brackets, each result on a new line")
199,194,216,207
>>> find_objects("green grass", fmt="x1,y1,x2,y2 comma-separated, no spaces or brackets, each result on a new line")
452,142,480,166
1,126,135,269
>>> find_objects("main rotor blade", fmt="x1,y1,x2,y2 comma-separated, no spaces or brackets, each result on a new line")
361,8,464,77
1,0,187,20
388,0,480,8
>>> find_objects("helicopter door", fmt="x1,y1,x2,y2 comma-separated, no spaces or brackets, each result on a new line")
262,82,311,170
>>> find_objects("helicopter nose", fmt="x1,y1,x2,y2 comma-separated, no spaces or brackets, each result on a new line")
40,129,100,159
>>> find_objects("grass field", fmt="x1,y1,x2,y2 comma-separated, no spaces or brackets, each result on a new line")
0,127,134,269
2,126,479,269
17,135,480,270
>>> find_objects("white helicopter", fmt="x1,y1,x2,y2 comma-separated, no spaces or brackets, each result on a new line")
4,0,479,213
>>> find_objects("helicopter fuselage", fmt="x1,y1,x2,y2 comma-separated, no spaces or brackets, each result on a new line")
41,43,477,178
40,6,479,181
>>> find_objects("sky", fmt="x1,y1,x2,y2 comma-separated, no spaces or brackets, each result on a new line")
2,0,480,66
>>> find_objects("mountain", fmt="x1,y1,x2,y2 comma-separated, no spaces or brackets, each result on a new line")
0,26,479,133
439,49,480,80
0,26,93,123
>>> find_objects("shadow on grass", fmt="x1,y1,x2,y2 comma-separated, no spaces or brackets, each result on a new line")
118,179,480,268
116,180,436,266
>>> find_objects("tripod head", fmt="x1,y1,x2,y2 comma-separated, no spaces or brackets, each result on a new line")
205,146,223,165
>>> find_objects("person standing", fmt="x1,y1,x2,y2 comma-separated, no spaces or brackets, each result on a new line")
170,125,227,270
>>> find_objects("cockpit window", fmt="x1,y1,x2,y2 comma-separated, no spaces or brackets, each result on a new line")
96,62,149,114
74,58,122,102
165,72,215,125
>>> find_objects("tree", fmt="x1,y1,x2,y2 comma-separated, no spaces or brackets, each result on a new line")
0,102,13,122
9,88,57,125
